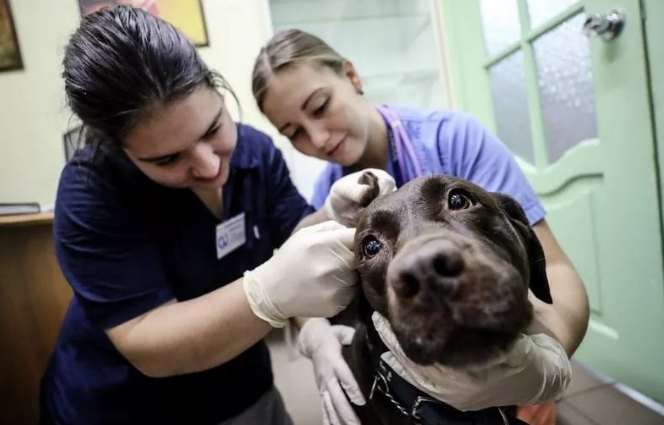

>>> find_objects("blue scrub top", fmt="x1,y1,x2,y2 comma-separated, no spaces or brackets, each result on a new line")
311,104,546,226
41,124,313,425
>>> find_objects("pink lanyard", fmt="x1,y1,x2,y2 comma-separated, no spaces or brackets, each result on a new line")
375,106,424,181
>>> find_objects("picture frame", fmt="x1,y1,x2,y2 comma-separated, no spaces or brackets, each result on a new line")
78,0,209,47
0,0,23,72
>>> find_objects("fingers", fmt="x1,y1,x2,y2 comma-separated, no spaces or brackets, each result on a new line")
371,312,402,352
322,390,342,425
328,226,357,249
343,184,371,204
331,354,367,406
305,220,356,249
327,379,362,424
331,325,356,346
379,181,397,196
320,397,331,425
371,311,389,329
304,220,348,234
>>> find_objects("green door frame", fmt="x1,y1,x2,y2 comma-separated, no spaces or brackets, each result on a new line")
642,0,664,248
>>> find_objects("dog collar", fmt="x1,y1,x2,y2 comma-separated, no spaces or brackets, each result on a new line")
365,318,526,425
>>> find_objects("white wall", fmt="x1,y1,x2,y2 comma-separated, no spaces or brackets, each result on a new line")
0,0,301,207
0,0,79,207
0,0,452,207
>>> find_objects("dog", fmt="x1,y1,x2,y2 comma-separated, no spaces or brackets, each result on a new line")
330,171,553,425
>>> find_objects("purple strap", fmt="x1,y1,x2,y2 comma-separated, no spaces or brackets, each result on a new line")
375,106,423,180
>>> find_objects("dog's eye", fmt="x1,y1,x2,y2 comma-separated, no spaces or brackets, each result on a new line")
448,190,471,210
361,236,382,258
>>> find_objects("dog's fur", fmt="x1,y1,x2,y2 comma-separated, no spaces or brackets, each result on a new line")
330,172,552,425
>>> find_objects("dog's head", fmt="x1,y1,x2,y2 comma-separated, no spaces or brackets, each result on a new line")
354,172,551,368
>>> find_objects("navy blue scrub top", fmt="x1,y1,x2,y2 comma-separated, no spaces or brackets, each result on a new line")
40,124,314,425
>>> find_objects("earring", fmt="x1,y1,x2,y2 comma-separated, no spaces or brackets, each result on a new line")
358,89,364,95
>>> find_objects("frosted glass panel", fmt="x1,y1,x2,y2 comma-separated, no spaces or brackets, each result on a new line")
273,16,438,80
268,0,447,110
527,0,580,28
534,13,598,164
488,50,534,163
270,0,430,24
479,0,521,56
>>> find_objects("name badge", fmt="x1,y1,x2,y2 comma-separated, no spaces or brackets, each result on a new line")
216,213,246,259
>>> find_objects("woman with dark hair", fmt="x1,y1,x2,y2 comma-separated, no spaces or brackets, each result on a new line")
40,6,365,425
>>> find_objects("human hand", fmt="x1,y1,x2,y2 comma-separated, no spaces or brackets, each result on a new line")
242,221,358,328
298,318,366,425
371,312,572,411
325,168,396,227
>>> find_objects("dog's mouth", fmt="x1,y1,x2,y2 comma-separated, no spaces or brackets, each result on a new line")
383,234,533,368
391,319,525,368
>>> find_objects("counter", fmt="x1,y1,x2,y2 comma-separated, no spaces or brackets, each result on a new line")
0,212,72,425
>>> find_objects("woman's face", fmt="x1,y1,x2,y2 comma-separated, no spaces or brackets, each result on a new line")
260,62,371,167
123,86,237,190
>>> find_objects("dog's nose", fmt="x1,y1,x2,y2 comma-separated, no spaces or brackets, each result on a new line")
389,239,464,299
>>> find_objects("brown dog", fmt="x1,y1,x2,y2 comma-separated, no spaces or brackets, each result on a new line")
331,172,552,425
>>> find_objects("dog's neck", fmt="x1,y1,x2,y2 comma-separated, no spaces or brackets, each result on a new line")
356,294,389,357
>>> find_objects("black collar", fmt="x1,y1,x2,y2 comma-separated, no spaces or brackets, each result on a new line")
364,316,525,425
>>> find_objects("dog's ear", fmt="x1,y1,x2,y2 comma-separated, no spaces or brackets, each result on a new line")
492,193,553,304
357,171,382,208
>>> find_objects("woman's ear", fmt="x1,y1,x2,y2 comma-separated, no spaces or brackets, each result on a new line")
342,60,363,94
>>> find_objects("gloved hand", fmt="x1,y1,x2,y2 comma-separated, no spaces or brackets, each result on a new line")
243,221,357,328
371,312,572,411
298,318,366,425
325,168,396,227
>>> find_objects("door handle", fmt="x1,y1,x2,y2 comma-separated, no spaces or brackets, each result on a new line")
582,10,626,41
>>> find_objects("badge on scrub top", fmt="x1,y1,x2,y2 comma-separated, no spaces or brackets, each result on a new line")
216,213,246,259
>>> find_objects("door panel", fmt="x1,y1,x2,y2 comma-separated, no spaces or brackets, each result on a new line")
531,12,598,163
441,0,664,402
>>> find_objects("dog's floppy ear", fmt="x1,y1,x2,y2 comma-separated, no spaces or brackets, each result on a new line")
357,171,382,208
492,193,553,304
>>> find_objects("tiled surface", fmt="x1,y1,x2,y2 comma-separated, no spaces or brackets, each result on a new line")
563,361,614,397
557,362,664,425
266,331,664,425
267,330,324,425
565,386,664,424
556,401,597,425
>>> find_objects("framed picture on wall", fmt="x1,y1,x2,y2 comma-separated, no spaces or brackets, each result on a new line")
78,0,209,47
0,0,23,72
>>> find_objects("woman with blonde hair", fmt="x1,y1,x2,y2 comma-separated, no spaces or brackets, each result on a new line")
252,29,587,425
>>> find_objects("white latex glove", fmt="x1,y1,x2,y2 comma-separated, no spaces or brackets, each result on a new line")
371,312,572,411
243,221,357,328
325,168,396,227
298,318,367,425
